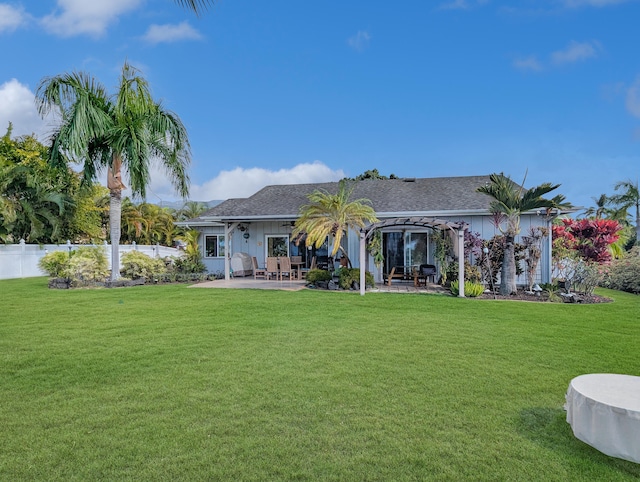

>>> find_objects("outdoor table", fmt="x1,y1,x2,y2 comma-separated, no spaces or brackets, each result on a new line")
290,260,305,278
565,373,640,463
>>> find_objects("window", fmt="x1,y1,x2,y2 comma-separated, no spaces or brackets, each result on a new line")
205,235,225,258
266,235,289,257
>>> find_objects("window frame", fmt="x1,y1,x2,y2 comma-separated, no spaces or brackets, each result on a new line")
204,235,225,258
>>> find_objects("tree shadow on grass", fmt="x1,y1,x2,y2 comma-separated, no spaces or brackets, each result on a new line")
517,407,640,478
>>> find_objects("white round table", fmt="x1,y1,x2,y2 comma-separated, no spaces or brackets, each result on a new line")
565,373,640,463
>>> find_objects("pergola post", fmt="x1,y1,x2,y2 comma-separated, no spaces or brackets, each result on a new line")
224,222,239,281
457,228,465,298
358,217,468,297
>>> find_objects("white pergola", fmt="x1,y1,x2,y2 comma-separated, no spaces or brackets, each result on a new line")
358,217,468,297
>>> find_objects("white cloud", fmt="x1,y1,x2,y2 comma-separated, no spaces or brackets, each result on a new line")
513,56,544,72
144,161,346,202
41,0,143,38
513,40,601,72
347,31,371,52
551,40,601,65
0,4,27,33
0,79,49,140
142,22,203,44
625,76,640,118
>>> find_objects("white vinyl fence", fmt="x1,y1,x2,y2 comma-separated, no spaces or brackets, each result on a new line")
0,240,182,280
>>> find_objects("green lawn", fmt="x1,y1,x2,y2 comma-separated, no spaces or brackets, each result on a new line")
1,278,639,481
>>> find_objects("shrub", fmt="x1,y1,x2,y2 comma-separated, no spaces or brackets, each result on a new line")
570,260,602,295
338,268,375,289
66,246,109,284
600,247,640,294
172,253,206,274
306,269,332,284
445,261,483,285
39,250,70,278
450,280,484,297
540,282,562,303
120,250,166,280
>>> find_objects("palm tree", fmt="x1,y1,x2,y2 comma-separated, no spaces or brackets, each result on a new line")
583,194,611,219
174,0,214,15
477,172,571,295
176,200,208,221
292,180,378,268
36,62,190,280
609,179,640,243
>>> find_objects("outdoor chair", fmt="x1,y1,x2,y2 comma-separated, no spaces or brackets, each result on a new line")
266,257,279,280
299,256,316,279
252,256,266,279
278,256,295,280
416,264,437,286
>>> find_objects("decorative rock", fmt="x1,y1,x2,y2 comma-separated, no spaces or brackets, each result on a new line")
48,278,71,289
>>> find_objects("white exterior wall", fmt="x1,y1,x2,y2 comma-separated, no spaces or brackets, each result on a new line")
194,212,554,285
0,241,181,280
199,221,297,275
344,212,553,286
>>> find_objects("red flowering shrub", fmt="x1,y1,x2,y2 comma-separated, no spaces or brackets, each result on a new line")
553,218,622,263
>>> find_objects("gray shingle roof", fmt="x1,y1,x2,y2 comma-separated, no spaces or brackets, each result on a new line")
191,175,495,221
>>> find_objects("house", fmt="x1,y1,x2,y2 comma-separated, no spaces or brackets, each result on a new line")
179,175,566,288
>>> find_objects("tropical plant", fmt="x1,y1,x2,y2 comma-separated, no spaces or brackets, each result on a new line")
172,229,206,274
120,250,166,280
66,246,110,284
36,62,191,280
305,269,332,284
609,179,640,244
176,200,208,222
449,280,484,297
481,235,526,288
477,172,571,295
0,127,76,243
338,268,375,290
366,229,384,268
293,180,378,268
552,218,623,263
430,230,453,285
600,246,640,294
522,226,548,292
38,250,71,278
344,169,398,181
174,0,214,15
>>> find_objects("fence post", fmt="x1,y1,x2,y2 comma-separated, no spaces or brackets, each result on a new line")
19,238,26,277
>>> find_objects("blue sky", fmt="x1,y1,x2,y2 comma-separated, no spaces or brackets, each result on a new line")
1,0,639,211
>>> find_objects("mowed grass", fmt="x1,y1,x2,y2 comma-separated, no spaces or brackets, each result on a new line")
1,278,639,481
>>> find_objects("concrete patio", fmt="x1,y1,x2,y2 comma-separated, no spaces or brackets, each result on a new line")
190,277,450,294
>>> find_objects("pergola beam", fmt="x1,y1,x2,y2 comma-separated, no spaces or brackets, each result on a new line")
359,217,468,296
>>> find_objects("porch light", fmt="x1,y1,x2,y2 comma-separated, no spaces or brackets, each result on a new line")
243,232,250,239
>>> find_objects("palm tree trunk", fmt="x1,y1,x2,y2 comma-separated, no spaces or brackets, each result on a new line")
635,202,640,243
109,189,122,281
500,235,517,295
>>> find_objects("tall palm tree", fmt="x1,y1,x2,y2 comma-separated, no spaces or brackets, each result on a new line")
610,179,640,243
36,62,190,280
176,200,208,221
583,194,611,219
477,172,571,295
292,180,378,268
174,0,214,15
